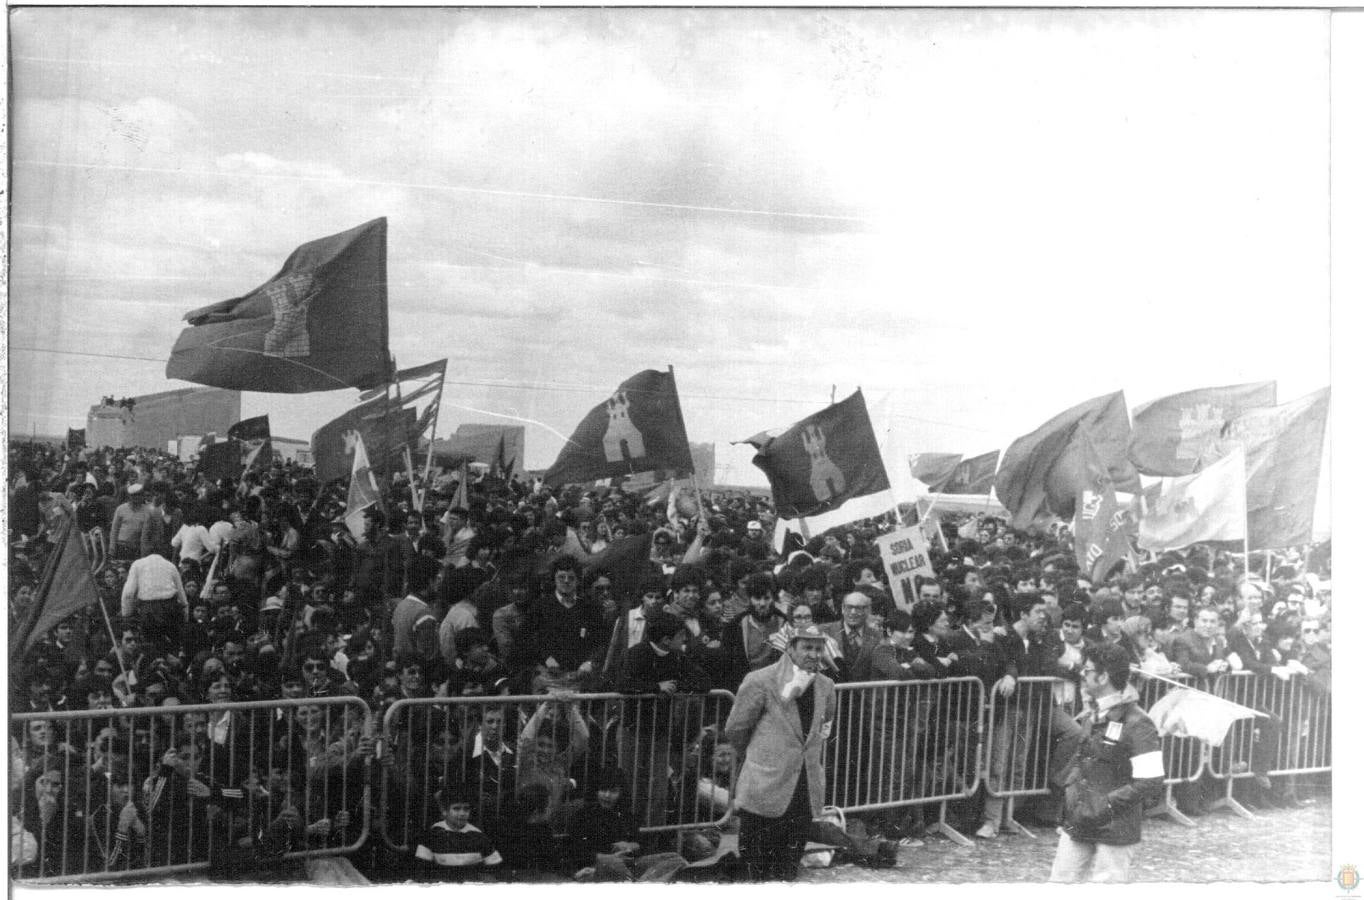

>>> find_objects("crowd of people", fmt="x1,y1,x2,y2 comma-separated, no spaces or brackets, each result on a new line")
7,438,1332,882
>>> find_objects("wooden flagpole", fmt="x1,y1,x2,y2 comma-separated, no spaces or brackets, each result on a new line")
389,376,421,512
418,373,445,513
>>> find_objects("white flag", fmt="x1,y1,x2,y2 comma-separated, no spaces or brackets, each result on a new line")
1138,448,1246,552
344,432,381,539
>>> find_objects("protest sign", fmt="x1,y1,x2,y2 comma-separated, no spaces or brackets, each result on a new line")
876,525,935,609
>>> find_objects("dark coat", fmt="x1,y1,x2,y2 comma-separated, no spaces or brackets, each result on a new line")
1060,691,1163,846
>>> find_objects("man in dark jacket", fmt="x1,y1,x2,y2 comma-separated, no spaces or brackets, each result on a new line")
1049,643,1163,882
619,613,712,834
522,555,611,674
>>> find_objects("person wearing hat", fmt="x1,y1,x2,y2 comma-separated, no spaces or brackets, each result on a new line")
723,622,836,881
739,520,771,562
108,483,155,562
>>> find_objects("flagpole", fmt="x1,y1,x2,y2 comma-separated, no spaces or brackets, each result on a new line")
418,380,445,513
388,375,422,513
96,590,130,691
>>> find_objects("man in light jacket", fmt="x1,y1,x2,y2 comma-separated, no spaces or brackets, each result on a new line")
724,624,836,881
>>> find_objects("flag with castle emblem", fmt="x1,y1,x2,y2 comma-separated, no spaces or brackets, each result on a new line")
543,369,694,489
1139,447,1247,552
740,389,890,520
1200,387,1329,550
942,450,999,495
1072,427,1137,581
909,453,962,491
995,391,1140,530
166,218,392,393
312,396,417,484
1128,382,1277,476
343,433,381,539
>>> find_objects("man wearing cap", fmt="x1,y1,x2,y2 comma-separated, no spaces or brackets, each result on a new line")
739,521,770,562
724,623,836,881
109,483,155,561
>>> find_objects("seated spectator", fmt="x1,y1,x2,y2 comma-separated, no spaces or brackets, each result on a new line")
415,789,503,879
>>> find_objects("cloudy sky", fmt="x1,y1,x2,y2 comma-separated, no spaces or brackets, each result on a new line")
9,8,1336,489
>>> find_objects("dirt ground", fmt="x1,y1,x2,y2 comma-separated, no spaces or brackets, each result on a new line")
802,795,1332,884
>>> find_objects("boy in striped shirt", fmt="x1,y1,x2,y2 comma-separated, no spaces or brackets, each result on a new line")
415,789,503,879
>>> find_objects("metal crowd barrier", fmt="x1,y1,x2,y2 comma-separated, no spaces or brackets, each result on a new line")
11,696,373,883
980,676,1068,839
1212,671,1331,776
823,677,984,844
378,689,735,852
1129,671,1211,826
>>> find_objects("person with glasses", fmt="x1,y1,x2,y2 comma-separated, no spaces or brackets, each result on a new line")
1049,642,1162,883
817,590,876,683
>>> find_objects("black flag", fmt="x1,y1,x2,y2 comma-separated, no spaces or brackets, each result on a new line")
739,389,890,520
544,369,693,488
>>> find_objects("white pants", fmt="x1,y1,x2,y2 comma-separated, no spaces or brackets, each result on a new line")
1048,830,1137,883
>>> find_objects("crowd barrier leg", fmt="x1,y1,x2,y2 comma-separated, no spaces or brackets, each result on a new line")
1001,796,1035,839
919,800,970,847
1146,783,1197,827
1209,775,1257,820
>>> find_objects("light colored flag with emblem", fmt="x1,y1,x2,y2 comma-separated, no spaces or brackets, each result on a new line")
1128,382,1277,476
1139,447,1247,552
344,432,381,539
1146,683,1261,746
1199,387,1329,550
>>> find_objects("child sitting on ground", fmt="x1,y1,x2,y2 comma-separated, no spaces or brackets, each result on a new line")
414,788,503,880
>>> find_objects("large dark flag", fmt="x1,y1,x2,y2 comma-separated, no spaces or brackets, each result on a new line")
909,453,962,491
66,428,86,450
1201,387,1329,550
544,369,693,489
741,389,890,520
312,396,418,484
942,450,1000,495
12,519,100,654
1072,427,1136,582
198,440,244,481
166,218,392,393
995,391,1139,530
1128,382,1277,476
227,415,272,471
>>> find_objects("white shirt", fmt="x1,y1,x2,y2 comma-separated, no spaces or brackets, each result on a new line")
626,607,648,648
120,554,187,617
171,524,214,562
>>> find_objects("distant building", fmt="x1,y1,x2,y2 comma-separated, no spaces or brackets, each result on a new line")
87,388,240,450
272,436,313,466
